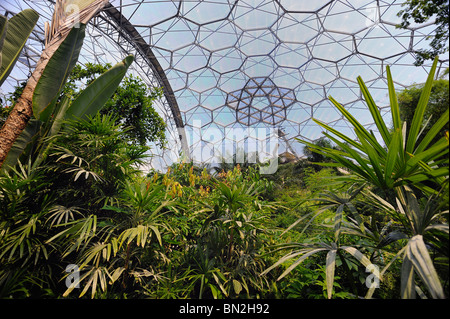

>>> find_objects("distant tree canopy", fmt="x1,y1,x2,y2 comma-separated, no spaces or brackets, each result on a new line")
397,0,449,65
2,63,167,148
65,63,167,147
397,77,449,144
303,137,338,166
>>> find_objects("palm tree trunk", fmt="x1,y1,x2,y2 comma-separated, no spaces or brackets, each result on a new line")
0,48,54,168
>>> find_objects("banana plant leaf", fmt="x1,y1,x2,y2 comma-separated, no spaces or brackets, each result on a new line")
33,24,86,122
65,54,134,121
0,9,39,86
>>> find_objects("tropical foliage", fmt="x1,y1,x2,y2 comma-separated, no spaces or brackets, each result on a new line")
264,56,448,299
0,0,109,167
0,9,39,87
0,5,448,301
64,63,166,147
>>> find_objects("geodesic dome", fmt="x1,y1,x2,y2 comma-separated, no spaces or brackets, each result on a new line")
1,0,449,171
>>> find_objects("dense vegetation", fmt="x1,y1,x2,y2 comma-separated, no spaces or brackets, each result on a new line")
0,8,448,300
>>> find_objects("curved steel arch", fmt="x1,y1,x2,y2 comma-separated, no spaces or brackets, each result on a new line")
0,0,189,167
97,2,189,156
2,0,449,169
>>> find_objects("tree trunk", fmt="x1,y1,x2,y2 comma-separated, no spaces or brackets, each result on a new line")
0,44,56,168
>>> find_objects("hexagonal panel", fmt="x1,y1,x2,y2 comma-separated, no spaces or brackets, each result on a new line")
322,0,377,33
182,0,232,25
310,32,354,61
200,88,227,111
279,0,333,12
338,54,382,82
239,29,277,56
4,0,449,170
172,44,210,73
234,0,279,30
295,82,326,105
188,69,219,93
198,21,240,51
271,68,302,89
210,47,244,73
326,79,361,104
274,43,310,68
214,106,237,127
275,13,321,43
243,55,277,78
152,18,198,51
303,60,338,85
356,24,411,59
126,1,178,27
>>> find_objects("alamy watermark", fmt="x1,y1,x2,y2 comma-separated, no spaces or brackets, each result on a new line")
65,264,80,289
365,264,380,289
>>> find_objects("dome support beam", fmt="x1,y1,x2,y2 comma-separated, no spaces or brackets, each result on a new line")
99,3,189,158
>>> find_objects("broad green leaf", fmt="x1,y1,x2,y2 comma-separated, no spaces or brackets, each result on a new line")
407,235,444,299
378,231,409,248
381,246,407,279
33,25,86,122
415,109,449,154
30,96,71,169
341,246,372,268
357,76,391,146
209,284,219,299
425,224,449,234
385,128,402,186
324,132,378,183
212,272,228,296
354,129,385,186
310,119,363,151
405,169,448,188
80,243,108,268
0,9,39,86
48,95,71,137
406,56,439,153
404,187,422,233
149,225,162,246
0,15,7,67
260,250,305,276
345,202,366,234
334,205,344,242
66,55,134,121
328,95,385,156
386,65,402,131
415,286,428,299
297,207,335,238
401,255,416,299
298,137,357,173
280,211,313,236
110,267,125,283
405,138,449,175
